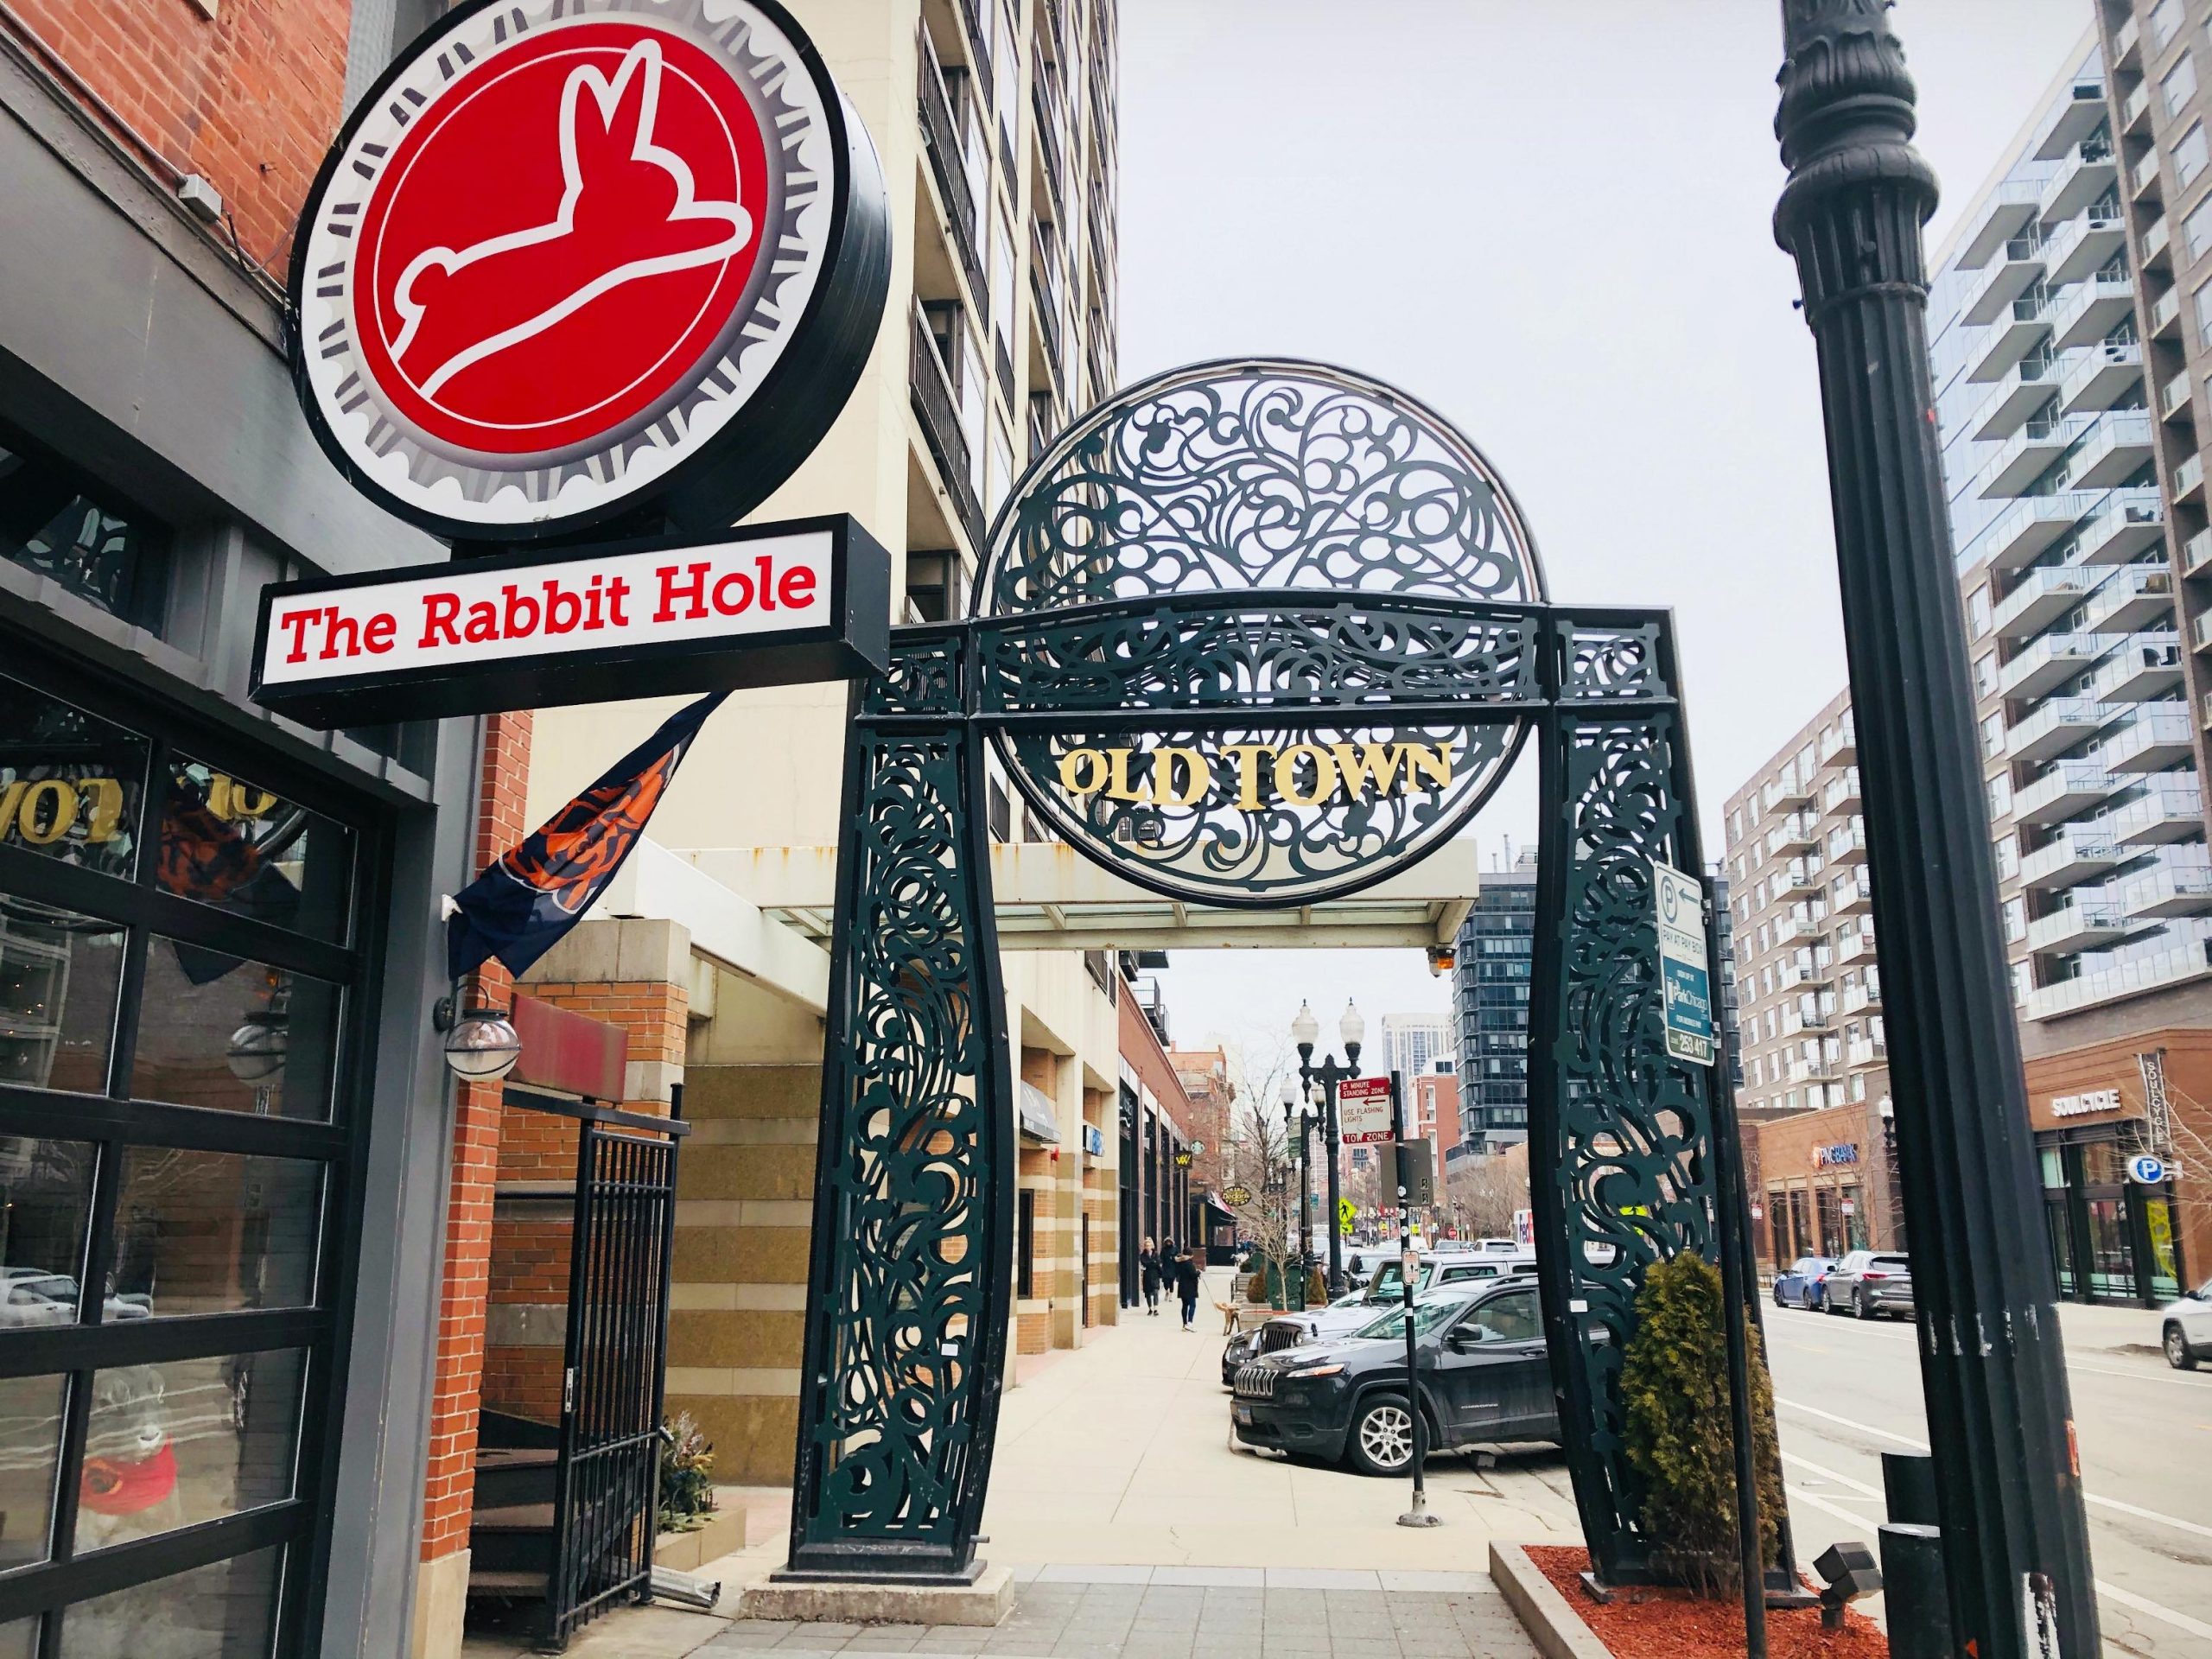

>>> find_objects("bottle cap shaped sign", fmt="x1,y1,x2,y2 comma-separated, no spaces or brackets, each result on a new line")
290,0,890,543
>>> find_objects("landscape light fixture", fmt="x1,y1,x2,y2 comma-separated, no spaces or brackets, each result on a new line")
1813,1542,1882,1633
434,987,523,1083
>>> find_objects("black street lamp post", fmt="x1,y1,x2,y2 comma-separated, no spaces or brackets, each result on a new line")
1773,7,2099,1655
1293,999,1366,1294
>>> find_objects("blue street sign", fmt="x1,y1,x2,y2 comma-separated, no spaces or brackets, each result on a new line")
1652,860,1715,1065
2126,1153,2168,1186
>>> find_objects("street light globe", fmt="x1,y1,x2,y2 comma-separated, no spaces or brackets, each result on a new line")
1290,1001,1320,1048
1339,999,1366,1050
225,1014,288,1084
443,1009,523,1082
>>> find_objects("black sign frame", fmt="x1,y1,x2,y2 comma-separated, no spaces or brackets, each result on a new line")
249,515,890,727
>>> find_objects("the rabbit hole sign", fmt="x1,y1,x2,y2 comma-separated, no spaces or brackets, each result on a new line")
291,0,883,540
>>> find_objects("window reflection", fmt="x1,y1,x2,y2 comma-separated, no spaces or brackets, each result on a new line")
0,900,122,1095
75,1350,302,1554
0,429,168,629
113,1149,321,1317
0,675,148,881
157,759,353,946
130,947,339,1122
63,1543,278,1657
0,1136,94,1317
0,1374,66,1570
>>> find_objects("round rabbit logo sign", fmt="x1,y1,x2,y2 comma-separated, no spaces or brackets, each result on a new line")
291,0,888,541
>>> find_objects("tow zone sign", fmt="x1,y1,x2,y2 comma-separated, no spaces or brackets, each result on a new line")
251,515,889,726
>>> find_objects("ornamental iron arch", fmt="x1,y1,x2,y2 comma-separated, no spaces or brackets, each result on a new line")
783,359,1779,1588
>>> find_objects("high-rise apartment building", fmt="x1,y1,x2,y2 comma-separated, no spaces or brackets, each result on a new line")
1721,691,1888,1125
1453,853,1536,1154
1930,20,2206,1305
1378,1012,1453,1092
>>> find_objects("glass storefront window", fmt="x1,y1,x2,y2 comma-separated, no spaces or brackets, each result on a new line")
0,677,149,881
158,759,353,946
0,430,168,630
75,1349,303,1554
0,1136,94,1296
0,1621,32,1658
62,1543,279,1656
129,949,340,1122
0,903,124,1095
112,1149,323,1317
0,1374,67,1570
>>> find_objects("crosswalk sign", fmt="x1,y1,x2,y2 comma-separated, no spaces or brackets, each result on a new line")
1338,1197,1357,1234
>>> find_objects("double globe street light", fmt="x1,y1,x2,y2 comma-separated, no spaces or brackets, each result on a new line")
1292,997,1363,1295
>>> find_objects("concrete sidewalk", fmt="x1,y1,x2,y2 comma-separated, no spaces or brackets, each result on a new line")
463,1270,1559,1656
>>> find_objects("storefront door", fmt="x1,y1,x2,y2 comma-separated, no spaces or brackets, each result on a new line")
0,647,380,1652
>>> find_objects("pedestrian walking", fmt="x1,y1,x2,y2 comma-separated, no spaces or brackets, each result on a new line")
1173,1243,1203,1332
1139,1236,1162,1315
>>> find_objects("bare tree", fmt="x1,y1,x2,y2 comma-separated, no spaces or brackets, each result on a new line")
1446,1149,1530,1239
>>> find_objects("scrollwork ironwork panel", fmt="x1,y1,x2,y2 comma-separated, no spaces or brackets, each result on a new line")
1529,711,1720,1583
786,712,1012,1581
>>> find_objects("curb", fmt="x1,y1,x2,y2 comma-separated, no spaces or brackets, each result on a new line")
1488,1542,1612,1659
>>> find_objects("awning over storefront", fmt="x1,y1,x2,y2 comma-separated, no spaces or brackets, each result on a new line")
1018,1081,1060,1143
1203,1192,1236,1221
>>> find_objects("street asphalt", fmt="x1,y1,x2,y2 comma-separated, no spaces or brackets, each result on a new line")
1762,1300,2212,1657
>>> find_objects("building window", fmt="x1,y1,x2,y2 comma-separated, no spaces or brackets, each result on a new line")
1988,769,2013,820
2165,50,2198,121
1017,1187,1035,1299
2189,193,2212,263
1967,586,1991,639
2152,0,2184,51
1974,650,1998,698
2178,122,2210,189
1997,834,2019,880
1981,710,2006,759
0,423,170,630
2003,896,2026,944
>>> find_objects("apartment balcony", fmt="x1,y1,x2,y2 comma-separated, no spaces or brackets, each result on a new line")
2124,80,2152,135
2051,275,2138,350
1779,958,1836,993
2162,369,2194,423
1769,812,1819,855
2113,14,2141,70
1822,769,1863,817
1768,772,1815,810
1819,724,1856,766
2100,705,2196,770
2075,489,2165,563
2064,411,2157,490
1963,236,2048,325
2036,75,2110,160
2042,138,2118,224
2186,527,2212,576
2014,760,2125,823
2024,927,2212,1020
1967,492,2094,573
2019,825,2123,889
2026,900,2134,955
1993,564,2101,639
1958,179,2044,270
2047,210,2131,284
2079,566,2171,632
1788,1056,1840,1085
1835,930,1877,965
1841,982,1882,1017
2132,149,2164,203
2006,696,2117,763
1781,1007,1831,1039
1827,823,1868,866
1974,353,2067,440
2091,633,2184,701
1772,913,1817,949
1772,868,1821,899
2057,339,2144,416
2121,864,2212,918
1830,875,1873,916
1029,225,1065,393
1969,290,2057,385
908,306,987,554
1999,632,2112,700
1978,416,2077,499
2193,609,2212,653
2179,453,2207,504
2153,286,2184,341
1845,1037,1888,1069
2143,213,2174,272
2113,779,2209,843
916,30,988,314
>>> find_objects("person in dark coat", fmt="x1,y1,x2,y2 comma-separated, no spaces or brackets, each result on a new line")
1139,1236,1162,1315
1173,1243,1203,1331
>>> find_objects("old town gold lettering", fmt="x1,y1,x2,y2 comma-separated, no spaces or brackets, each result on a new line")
1054,741,1454,810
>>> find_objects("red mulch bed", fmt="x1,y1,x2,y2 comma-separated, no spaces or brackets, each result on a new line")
1526,1546,1887,1659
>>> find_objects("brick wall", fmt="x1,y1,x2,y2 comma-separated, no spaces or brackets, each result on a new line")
419,710,531,1567
10,0,351,269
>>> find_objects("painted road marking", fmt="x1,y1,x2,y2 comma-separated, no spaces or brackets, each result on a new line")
1768,1316,2212,1389
1781,1450,2212,1643
1777,1396,2212,1541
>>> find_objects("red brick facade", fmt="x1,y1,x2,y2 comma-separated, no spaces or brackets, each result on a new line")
8,0,351,269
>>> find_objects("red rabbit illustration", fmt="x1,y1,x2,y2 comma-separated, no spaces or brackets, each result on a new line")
388,37,753,399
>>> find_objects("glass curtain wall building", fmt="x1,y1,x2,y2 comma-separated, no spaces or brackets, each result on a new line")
1452,855,1536,1154
1935,39,2212,1024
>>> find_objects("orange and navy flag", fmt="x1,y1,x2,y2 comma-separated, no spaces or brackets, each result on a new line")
446,692,726,982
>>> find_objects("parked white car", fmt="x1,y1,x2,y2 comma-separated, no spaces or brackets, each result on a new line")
2162,1275,2212,1371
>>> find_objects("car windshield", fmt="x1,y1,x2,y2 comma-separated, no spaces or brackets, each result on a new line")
1353,1294,1470,1341
1366,1261,1425,1300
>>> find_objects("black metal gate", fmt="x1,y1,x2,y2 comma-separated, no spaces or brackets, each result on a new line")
545,1094,687,1647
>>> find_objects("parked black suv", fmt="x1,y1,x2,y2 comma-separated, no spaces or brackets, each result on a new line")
1230,1279,1557,1475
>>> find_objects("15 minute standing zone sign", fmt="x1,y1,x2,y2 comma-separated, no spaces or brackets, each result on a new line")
1652,859,1715,1067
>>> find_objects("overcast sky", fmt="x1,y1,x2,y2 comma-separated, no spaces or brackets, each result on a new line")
1118,1,2095,1060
